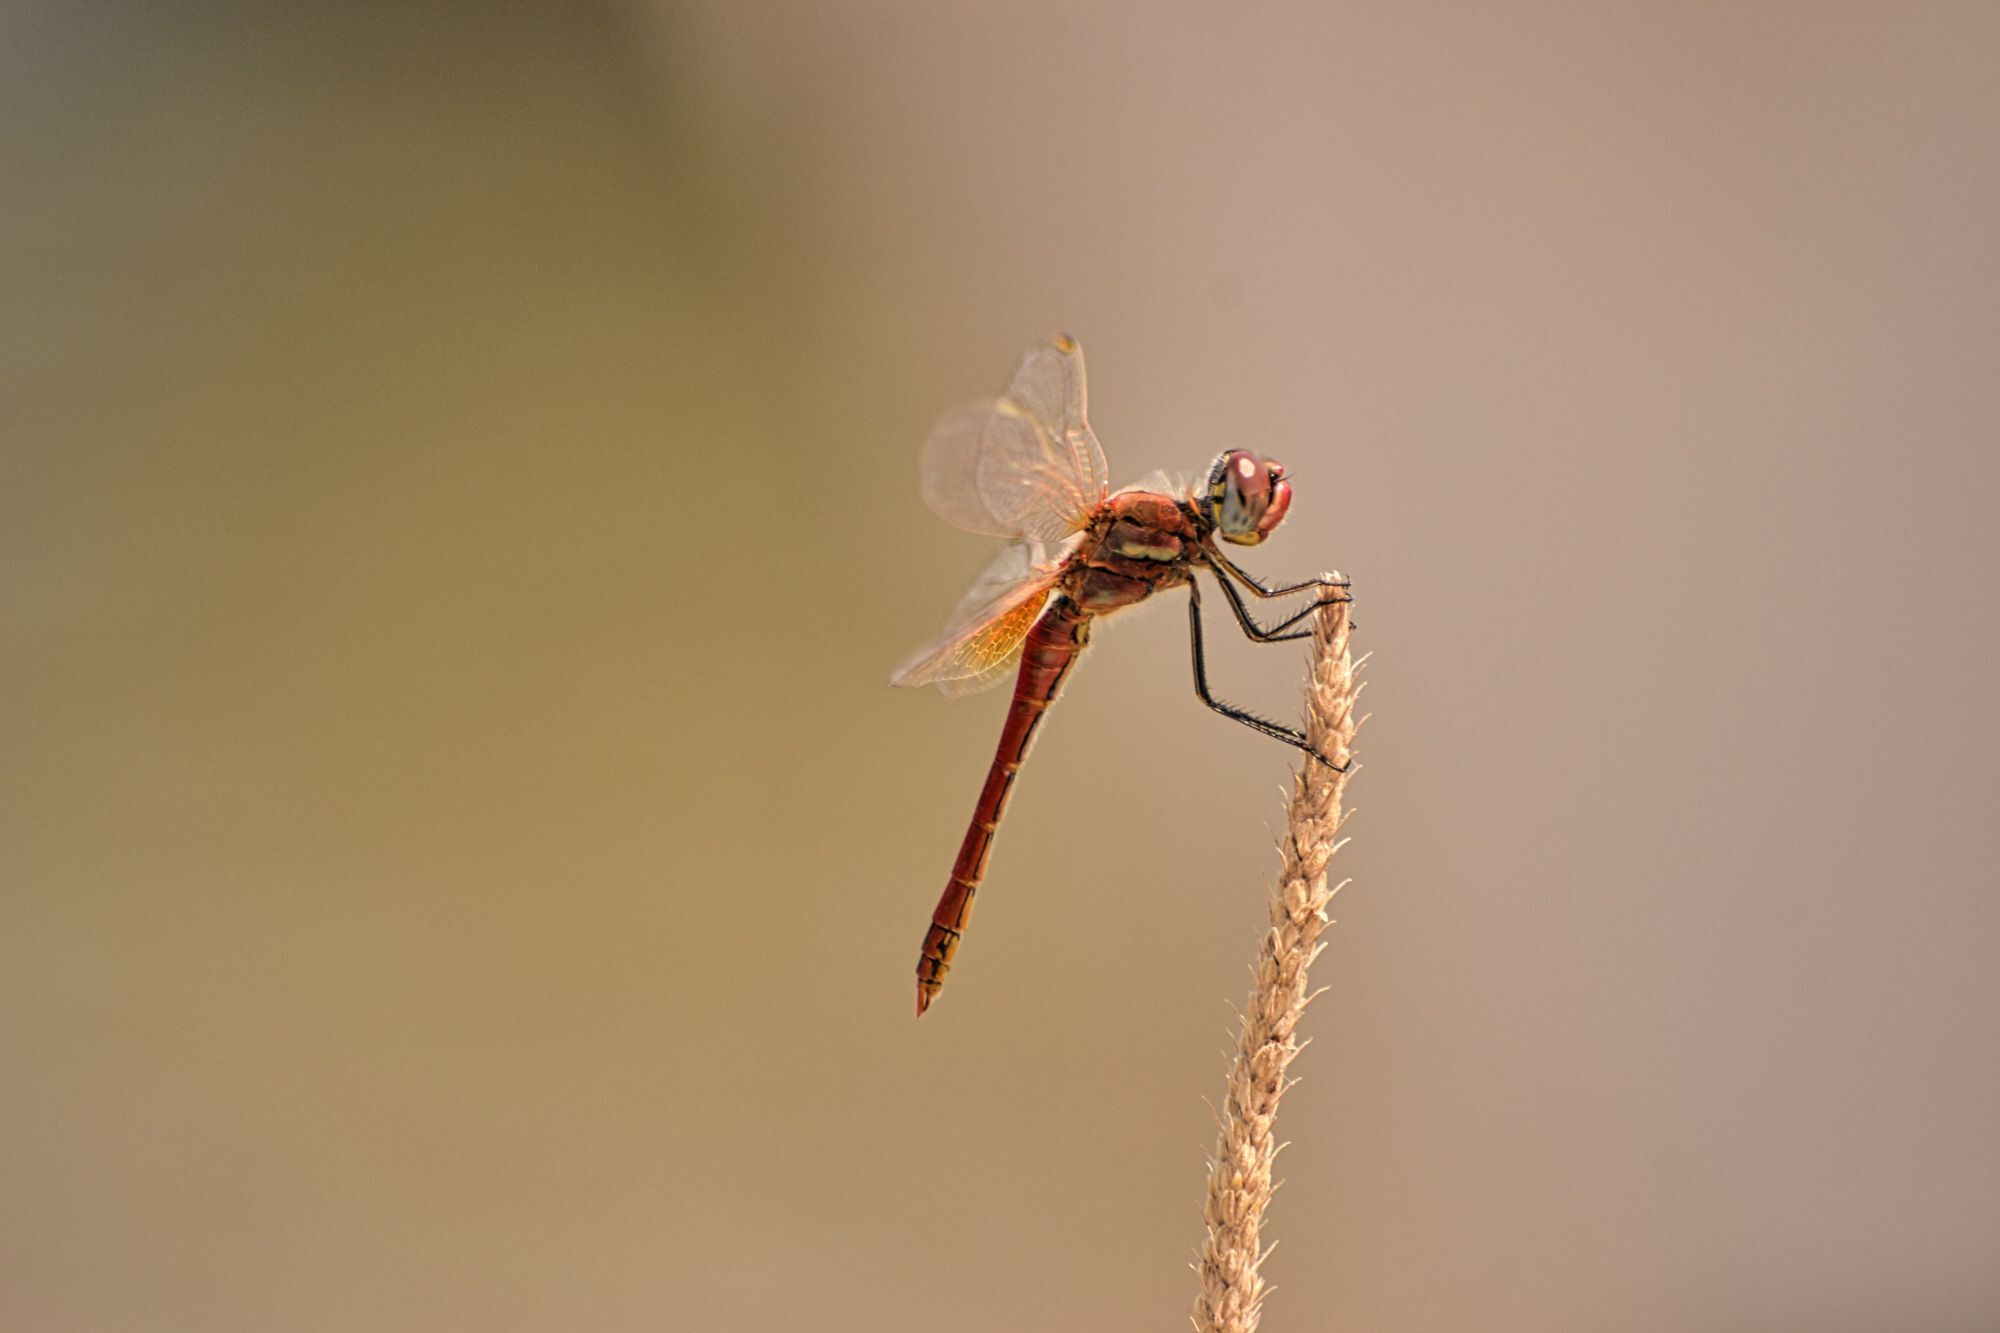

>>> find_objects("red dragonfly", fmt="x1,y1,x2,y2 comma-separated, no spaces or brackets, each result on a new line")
892,335,1350,1015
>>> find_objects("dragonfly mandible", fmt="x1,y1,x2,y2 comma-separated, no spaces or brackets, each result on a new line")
891,335,1349,1015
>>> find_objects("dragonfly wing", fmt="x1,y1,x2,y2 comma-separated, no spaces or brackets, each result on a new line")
889,541,1061,697
919,335,1111,544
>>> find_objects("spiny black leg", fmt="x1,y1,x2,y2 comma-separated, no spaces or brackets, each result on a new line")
1213,567,1319,643
1209,555,1352,640
1209,551,1351,601
1186,579,1350,771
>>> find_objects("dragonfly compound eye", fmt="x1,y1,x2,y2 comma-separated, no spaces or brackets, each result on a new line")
1207,450,1292,545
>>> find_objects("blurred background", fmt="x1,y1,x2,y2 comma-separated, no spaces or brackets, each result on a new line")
5,3,1998,1329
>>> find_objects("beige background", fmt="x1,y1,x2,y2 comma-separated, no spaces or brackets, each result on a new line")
5,3,1998,1329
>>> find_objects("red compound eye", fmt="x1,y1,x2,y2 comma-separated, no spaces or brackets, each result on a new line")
1256,462,1293,539
1211,450,1291,545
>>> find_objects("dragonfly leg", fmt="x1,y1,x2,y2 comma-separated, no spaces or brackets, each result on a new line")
1186,579,1350,771
1208,553,1353,641
1212,568,1320,643
1209,551,1350,601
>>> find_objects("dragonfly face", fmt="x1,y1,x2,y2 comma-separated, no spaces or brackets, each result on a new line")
1203,449,1294,546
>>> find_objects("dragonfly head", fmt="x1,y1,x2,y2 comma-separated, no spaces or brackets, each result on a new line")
1202,450,1293,546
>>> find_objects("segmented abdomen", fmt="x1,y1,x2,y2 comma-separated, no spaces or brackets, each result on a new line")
915,598,1089,1015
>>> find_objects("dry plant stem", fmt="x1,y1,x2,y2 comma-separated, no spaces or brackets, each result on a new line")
1192,585,1364,1333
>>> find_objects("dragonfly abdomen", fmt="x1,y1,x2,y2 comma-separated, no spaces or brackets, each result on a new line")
916,598,1090,1015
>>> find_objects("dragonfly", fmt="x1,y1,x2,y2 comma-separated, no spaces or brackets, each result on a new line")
891,335,1350,1016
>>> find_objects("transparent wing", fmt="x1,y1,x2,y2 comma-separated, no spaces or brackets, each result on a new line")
889,541,1062,697
918,335,1112,544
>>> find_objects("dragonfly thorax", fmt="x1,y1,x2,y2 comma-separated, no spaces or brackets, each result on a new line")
1065,490,1199,614
1102,490,1189,562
